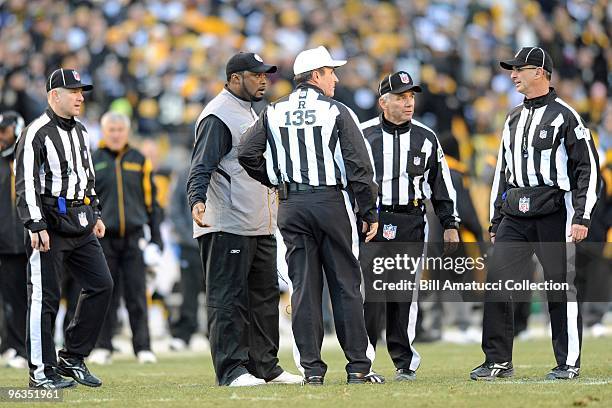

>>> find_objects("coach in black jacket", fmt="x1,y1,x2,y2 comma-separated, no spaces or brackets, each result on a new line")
87,111,162,364
0,111,28,368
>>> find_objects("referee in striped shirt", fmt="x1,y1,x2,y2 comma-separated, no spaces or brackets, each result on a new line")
238,46,381,385
360,71,460,381
470,47,600,381
15,69,113,389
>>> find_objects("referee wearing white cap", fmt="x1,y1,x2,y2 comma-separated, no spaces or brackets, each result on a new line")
238,46,383,385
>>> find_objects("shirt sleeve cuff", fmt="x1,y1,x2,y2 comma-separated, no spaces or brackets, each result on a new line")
572,217,591,228
27,220,47,232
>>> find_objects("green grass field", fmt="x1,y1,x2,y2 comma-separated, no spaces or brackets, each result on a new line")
1,337,610,407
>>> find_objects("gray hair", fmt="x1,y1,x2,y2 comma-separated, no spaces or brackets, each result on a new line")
100,111,131,129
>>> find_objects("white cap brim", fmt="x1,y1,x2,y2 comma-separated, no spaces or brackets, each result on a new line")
293,46,348,75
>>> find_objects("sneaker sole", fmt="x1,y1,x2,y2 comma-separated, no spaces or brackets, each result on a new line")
55,367,102,387
545,374,579,380
29,381,77,389
470,369,514,381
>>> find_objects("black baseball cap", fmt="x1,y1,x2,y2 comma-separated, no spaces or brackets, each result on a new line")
379,71,422,96
46,68,93,92
500,47,553,73
225,52,277,79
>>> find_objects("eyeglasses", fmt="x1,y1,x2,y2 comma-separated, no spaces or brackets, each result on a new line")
512,66,539,73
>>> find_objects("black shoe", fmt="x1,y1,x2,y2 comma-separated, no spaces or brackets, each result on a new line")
395,368,416,381
29,373,77,389
470,361,514,381
347,372,385,384
56,356,102,387
545,365,580,380
302,375,324,386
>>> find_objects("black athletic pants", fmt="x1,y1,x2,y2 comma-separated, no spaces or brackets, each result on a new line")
362,210,425,372
94,233,152,354
0,253,28,358
26,230,113,380
483,195,582,367
278,189,371,378
170,243,204,344
198,232,283,385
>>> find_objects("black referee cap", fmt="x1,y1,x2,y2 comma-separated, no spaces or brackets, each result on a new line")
46,68,93,92
500,47,553,73
226,52,277,79
379,71,422,96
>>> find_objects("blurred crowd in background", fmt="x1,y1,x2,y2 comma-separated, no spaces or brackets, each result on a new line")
0,0,610,346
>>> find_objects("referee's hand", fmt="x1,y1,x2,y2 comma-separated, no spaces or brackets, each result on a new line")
192,202,211,228
362,221,378,242
30,229,50,252
94,219,106,238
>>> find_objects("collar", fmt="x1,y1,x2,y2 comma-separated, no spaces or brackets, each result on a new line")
296,83,325,95
223,85,254,108
523,88,557,109
381,113,412,134
0,145,15,158
98,139,129,155
46,107,77,131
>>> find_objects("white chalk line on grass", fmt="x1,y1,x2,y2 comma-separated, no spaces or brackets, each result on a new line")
481,379,612,385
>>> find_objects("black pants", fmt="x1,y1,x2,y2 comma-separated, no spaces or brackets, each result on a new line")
278,189,371,378
26,230,113,380
94,233,151,354
199,232,282,385
0,253,28,358
483,195,582,367
170,243,204,344
362,210,425,372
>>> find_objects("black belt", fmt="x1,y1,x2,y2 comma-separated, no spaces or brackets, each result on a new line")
40,195,87,208
380,202,423,214
287,183,342,193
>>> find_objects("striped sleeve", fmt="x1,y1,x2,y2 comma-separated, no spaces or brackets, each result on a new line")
15,126,46,232
489,119,509,233
428,135,460,229
561,108,600,227
336,104,378,224
81,129,102,217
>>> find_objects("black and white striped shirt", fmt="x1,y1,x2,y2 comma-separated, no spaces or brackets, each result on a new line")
490,88,600,231
361,114,460,228
15,108,98,232
238,83,378,223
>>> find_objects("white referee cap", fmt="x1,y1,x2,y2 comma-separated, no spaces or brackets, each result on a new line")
293,46,347,76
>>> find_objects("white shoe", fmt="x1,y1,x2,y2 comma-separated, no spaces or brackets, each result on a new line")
268,371,303,384
590,323,608,338
137,350,158,364
7,355,28,369
88,348,112,365
1,348,17,361
169,337,187,351
229,373,266,387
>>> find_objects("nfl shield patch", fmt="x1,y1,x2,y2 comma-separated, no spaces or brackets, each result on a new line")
539,129,547,139
518,196,530,213
413,156,421,166
399,72,410,84
78,211,88,227
382,224,397,240
73,70,80,81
